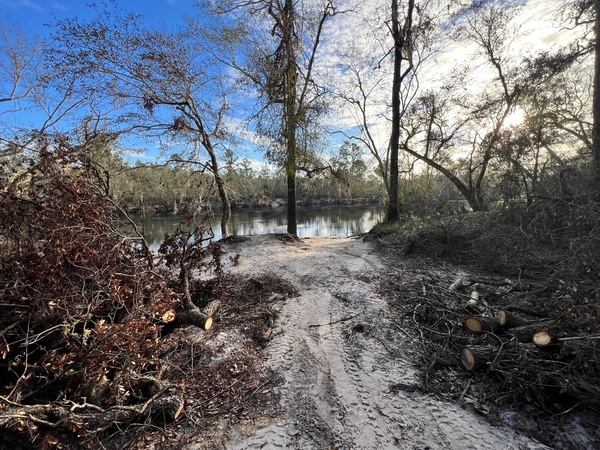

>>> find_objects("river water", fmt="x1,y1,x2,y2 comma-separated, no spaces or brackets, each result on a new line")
134,205,384,249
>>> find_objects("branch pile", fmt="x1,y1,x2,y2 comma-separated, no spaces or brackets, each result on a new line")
379,196,600,415
384,268,600,413
0,138,296,449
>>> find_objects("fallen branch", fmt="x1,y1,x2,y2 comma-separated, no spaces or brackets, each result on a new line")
0,388,176,437
507,322,559,344
308,314,358,328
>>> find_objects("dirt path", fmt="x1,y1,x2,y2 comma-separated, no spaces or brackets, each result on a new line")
221,235,548,450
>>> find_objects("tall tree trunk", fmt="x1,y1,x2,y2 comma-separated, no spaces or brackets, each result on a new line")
182,102,231,238
283,0,298,236
593,0,600,179
387,0,414,222
388,0,402,222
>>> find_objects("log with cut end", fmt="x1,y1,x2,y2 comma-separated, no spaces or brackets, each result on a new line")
507,322,557,343
497,308,532,329
161,309,177,324
533,330,558,348
464,291,489,315
463,316,502,334
502,305,548,319
460,346,499,371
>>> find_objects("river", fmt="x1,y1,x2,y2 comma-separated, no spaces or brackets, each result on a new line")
134,205,384,249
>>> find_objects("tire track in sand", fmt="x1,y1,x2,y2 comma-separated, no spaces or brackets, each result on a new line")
224,235,549,450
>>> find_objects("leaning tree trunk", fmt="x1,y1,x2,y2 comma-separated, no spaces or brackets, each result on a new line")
202,129,230,238
213,169,231,239
182,102,232,238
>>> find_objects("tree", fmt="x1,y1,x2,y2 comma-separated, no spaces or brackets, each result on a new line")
552,0,599,179
330,0,444,220
571,0,600,174
521,53,593,163
380,1,524,212
331,141,369,198
333,61,392,195
0,21,41,109
388,0,416,221
594,0,600,174
50,5,233,237
0,21,80,154
259,0,336,234
206,0,336,235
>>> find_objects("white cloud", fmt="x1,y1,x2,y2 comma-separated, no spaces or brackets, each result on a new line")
0,0,44,12
314,0,584,151
51,2,69,11
223,115,277,153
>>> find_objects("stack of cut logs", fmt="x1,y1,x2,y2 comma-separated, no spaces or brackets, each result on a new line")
460,290,564,371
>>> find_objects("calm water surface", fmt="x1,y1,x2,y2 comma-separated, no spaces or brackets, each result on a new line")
136,205,384,248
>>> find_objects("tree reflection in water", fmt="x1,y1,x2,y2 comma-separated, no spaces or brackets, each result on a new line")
134,205,384,249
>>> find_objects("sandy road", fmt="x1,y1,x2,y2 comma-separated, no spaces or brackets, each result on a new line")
221,235,548,450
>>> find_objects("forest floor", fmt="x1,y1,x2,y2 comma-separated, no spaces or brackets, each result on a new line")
181,234,599,450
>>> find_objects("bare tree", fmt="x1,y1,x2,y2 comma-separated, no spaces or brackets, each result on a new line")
391,1,524,212
0,21,42,107
333,62,391,193
387,0,416,221
0,21,84,160
550,0,599,179
331,0,445,220
50,6,233,237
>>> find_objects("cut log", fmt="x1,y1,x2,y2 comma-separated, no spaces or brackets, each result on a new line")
502,305,547,319
463,316,502,334
204,316,213,331
203,299,221,318
460,346,499,371
464,291,490,315
507,322,556,343
533,330,559,348
497,308,532,329
161,309,177,324
175,308,207,327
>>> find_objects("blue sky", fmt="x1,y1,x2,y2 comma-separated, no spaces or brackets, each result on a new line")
0,0,587,170
0,0,195,33
0,0,257,165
